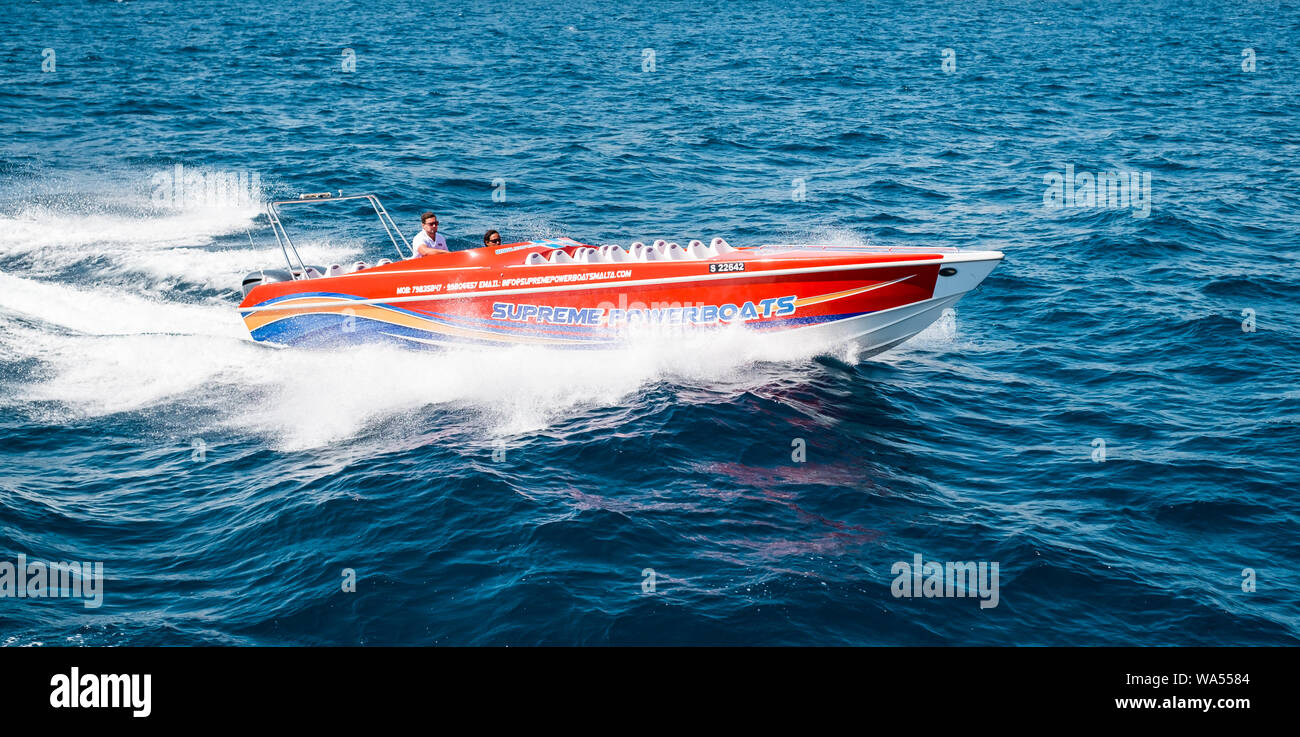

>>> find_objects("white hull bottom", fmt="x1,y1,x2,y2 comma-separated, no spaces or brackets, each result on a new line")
791,292,968,359
793,255,998,357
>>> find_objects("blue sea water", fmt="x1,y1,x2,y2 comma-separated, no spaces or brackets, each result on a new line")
0,0,1297,645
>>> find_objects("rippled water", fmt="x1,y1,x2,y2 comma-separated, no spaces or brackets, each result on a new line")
1,0,1297,645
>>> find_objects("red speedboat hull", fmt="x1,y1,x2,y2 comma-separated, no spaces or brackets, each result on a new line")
238,237,1002,355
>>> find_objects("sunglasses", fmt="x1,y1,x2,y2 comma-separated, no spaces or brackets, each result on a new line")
487,236,501,243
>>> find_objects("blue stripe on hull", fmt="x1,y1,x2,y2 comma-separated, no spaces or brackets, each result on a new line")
249,310,876,349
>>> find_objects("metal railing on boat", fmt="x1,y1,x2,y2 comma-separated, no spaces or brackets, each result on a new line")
266,192,409,279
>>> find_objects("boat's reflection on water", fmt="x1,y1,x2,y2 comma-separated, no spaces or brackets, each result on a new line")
545,459,890,579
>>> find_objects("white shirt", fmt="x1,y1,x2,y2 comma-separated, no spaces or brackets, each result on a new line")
411,231,448,257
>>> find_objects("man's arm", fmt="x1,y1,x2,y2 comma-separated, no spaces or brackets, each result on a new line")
417,234,449,255
413,233,446,257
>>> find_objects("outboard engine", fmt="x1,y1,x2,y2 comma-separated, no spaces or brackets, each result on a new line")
240,265,326,297
240,268,294,297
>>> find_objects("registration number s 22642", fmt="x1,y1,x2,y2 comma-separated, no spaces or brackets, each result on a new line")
708,262,746,273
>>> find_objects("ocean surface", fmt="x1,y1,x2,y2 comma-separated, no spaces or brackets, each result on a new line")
1,0,1297,645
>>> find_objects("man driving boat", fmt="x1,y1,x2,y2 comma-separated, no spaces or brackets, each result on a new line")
412,212,448,257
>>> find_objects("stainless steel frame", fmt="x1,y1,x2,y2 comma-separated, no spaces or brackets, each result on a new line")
266,192,409,278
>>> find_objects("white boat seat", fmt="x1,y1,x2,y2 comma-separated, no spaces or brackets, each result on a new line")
710,237,735,254
352,261,368,273
376,258,392,266
324,264,346,278
549,250,574,264
600,245,630,262
690,241,717,259
525,252,548,265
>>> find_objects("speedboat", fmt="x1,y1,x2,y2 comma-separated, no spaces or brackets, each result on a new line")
238,192,1003,356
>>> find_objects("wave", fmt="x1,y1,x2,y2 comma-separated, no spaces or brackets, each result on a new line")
0,184,934,453
0,269,872,451
0,195,368,292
